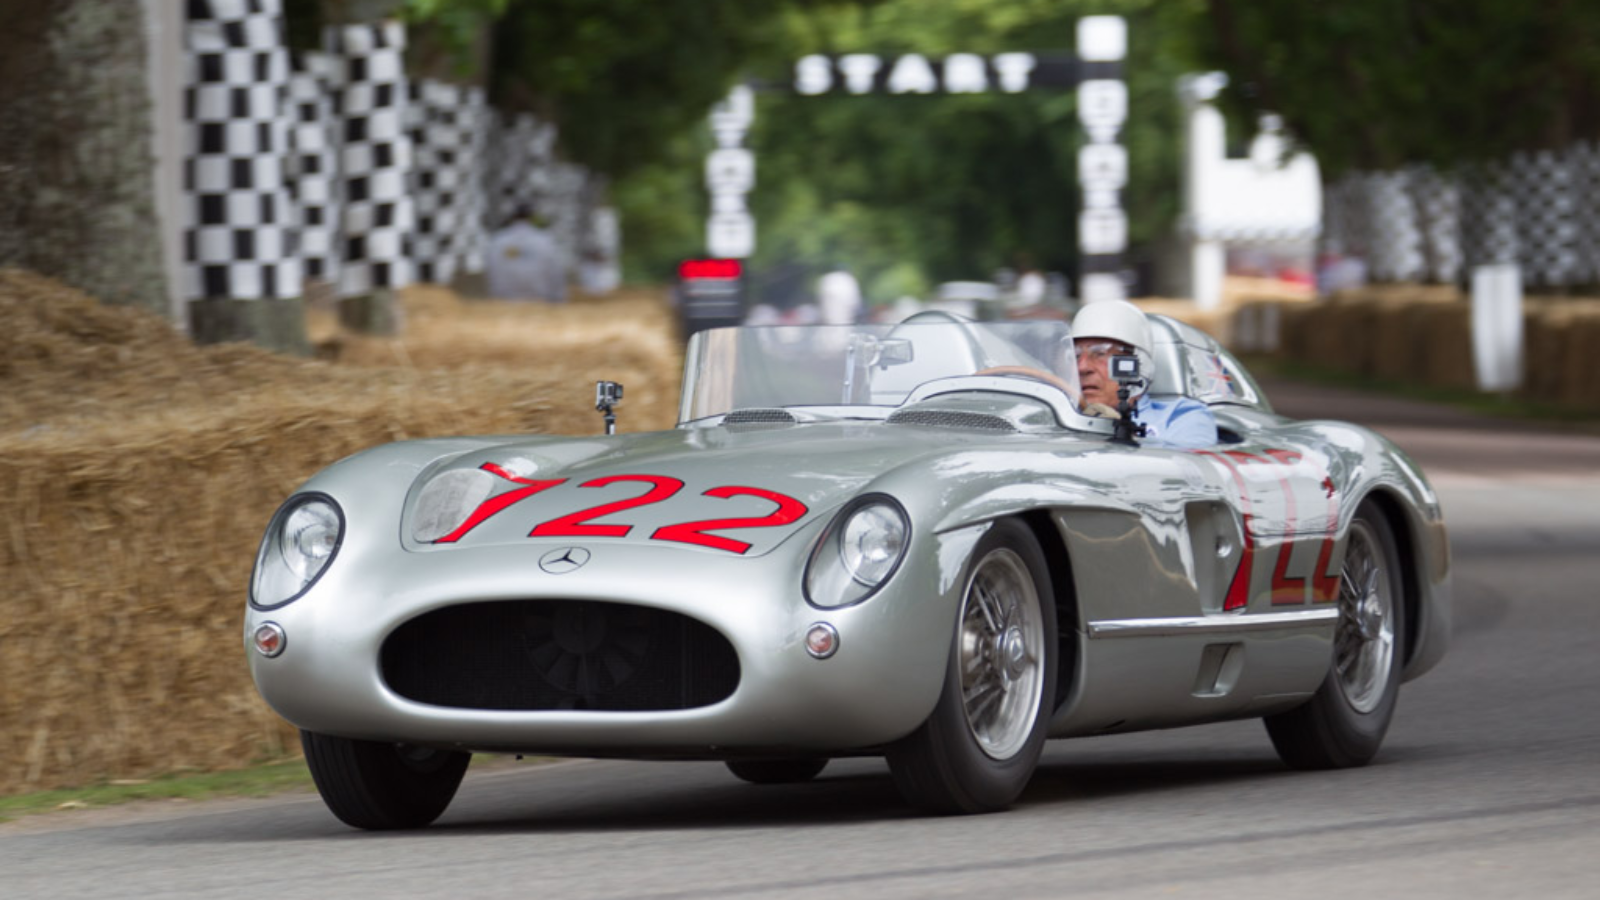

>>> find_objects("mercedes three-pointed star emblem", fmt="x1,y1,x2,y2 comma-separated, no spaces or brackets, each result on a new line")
539,547,591,574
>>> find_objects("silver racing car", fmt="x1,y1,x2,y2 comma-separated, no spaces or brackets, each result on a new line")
244,313,1450,829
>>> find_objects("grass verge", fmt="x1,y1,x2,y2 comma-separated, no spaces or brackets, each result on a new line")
0,758,315,824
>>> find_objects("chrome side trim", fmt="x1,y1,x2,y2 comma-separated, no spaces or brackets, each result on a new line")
1087,609,1340,639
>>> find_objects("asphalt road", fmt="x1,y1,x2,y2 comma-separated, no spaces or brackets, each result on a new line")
4,378,1598,899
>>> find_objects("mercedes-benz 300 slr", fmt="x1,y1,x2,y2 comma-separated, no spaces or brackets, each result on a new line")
244,314,1449,829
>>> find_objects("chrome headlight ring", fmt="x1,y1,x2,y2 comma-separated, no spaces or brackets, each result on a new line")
804,495,910,609
250,492,345,610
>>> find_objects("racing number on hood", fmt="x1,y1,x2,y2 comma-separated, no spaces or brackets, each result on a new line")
530,474,685,538
652,486,809,554
432,463,809,555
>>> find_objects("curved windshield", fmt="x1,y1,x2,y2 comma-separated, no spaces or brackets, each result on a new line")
679,319,1080,422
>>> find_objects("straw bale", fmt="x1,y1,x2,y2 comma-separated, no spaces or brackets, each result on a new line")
1,270,682,795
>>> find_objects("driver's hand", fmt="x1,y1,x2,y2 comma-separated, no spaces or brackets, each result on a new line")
1082,403,1121,420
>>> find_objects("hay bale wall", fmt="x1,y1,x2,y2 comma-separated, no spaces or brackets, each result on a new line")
0,270,681,795
1234,285,1600,410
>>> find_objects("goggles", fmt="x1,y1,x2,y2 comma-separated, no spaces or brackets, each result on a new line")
1075,340,1133,362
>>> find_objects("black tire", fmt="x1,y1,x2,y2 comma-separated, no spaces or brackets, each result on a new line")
724,758,829,784
300,730,470,830
886,518,1058,814
1264,501,1407,769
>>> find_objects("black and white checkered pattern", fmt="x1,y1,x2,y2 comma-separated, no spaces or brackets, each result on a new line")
1362,171,1426,282
409,80,489,283
1459,161,1520,271
488,111,558,228
1511,150,1579,287
1569,141,1600,285
184,0,301,301
1407,164,1462,284
287,51,339,283
327,21,412,296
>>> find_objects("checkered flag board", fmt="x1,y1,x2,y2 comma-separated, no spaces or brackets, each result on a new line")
452,87,490,275
1408,165,1462,285
1459,161,1520,271
326,21,413,297
288,51,339,284
184,0,302,301
409,80,489,283
1362,171,1425,283
1511,150,1579,288
488,111,557,229
1570,142,1600,286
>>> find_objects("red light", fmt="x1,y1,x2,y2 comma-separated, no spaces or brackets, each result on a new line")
679,259,742,280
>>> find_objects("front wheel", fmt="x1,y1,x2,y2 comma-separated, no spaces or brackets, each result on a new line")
301,730,470,830
1264,501,1407,769
887,518,1058,814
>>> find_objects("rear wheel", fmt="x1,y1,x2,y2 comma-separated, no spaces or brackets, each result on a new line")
301,730,470,830
725,758,828,784
887,519,1057,814
1264,502,1406,769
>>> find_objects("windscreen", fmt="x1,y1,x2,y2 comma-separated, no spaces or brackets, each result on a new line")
679,319,1079,422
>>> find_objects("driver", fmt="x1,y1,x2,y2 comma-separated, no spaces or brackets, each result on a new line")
1072,300,1218,448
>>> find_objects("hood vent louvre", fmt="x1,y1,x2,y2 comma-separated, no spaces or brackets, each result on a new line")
887,409,1017,432
723,408,799,426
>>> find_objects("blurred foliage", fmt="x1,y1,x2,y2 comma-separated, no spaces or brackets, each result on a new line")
1199,0,1600,176
738,0,1207,304
365,0,1216,298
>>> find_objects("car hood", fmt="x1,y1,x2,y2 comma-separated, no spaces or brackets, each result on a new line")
399,421,1015,557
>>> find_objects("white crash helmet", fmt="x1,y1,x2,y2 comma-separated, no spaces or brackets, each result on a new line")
1071,299,1154,388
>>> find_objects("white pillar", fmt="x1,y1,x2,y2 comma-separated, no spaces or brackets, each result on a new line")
1471,263,1523,392
1192,239,1225,311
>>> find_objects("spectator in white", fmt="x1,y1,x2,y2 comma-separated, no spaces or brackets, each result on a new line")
487,207,567,302
1015,268,1046,306
817,268,863,325
1072,300,1218,448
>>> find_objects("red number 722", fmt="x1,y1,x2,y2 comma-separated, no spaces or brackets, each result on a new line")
431,463,809,555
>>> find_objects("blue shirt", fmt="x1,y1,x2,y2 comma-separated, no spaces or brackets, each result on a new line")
1135,395,1218,448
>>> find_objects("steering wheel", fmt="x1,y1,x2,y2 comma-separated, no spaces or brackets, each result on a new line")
974,366,1078,398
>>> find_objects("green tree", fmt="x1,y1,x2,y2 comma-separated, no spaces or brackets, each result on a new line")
0,0,169,317
1200,1,1600,176
735,0,1208,305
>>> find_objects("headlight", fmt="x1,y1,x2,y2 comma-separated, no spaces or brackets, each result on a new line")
410,467,497,543
251,494,344,609
804,496,909,609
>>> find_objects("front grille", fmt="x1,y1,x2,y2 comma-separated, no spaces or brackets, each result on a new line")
887,409,1017,432
381,600,740,712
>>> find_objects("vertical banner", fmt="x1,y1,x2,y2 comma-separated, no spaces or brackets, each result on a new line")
184,0,302,301
1075,16,1127,303
706,84,755,259
327,20,413,297
288,51,340,285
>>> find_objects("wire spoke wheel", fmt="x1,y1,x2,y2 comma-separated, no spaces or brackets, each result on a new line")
959,548,1046,760
887,519,1058,814
1263,501,1407,770
1334,521,1395,713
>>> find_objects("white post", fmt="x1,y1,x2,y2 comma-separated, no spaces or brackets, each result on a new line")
1076,16,1127,303
706,85,755,259
1471,263,1523,392
1191,239,1225,311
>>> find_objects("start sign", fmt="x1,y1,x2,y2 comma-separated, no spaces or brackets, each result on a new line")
793,52,1077,96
